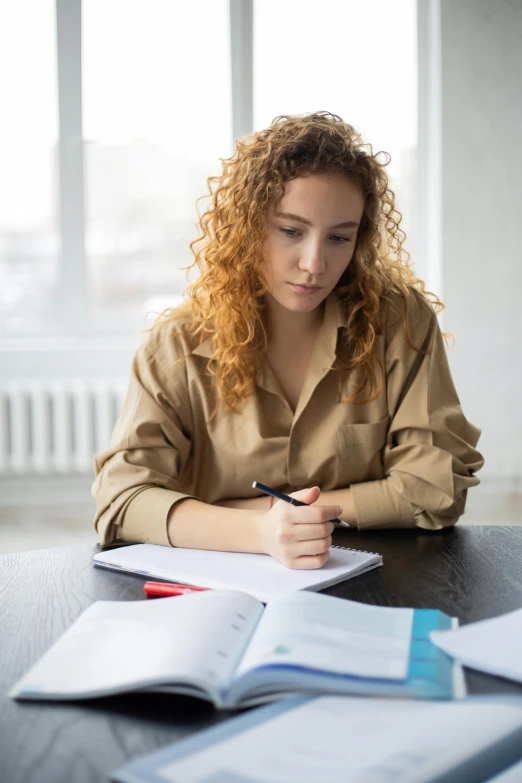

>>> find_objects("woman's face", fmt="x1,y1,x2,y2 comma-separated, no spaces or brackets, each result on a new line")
261,172,365,314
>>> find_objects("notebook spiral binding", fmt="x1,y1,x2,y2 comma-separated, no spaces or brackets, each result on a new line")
331,544,380,556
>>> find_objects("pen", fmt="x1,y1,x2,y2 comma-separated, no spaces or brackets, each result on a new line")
252,481,350,527
144,581,209,598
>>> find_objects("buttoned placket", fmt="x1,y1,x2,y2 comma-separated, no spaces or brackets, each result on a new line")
256,295,344,490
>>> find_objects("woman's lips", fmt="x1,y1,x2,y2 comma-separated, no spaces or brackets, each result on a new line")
290,283,322,294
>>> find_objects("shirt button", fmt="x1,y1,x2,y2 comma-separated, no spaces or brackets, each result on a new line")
291,443,300,452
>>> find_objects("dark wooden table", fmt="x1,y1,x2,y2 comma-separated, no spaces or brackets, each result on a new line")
1,526,521,783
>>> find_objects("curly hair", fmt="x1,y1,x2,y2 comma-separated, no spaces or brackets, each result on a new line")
156,111,445,414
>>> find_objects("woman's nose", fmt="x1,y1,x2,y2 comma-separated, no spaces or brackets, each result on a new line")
299,240,326,275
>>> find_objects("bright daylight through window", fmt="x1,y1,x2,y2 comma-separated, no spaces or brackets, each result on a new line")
0,0,60,333
0,0,417,338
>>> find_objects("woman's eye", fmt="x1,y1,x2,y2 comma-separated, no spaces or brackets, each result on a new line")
279,228,351,243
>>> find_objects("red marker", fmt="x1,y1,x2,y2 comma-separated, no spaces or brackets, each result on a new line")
144,581,209,598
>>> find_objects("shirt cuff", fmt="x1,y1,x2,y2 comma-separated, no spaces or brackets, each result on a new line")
122,487,199,546
350,477,417,529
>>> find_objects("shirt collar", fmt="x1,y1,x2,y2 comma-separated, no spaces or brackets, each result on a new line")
190,291,346,364
191,335,213,359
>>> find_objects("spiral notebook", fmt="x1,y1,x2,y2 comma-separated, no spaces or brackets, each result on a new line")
93,543,382,603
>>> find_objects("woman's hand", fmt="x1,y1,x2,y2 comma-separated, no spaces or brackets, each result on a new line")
255,486,341,570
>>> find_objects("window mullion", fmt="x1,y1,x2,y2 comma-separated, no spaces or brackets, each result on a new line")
229,0,254,144
56,0,86,334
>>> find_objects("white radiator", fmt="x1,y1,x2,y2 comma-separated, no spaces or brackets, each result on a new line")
0,379,128,475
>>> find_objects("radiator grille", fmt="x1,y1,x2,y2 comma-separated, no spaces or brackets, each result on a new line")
0,379,128,475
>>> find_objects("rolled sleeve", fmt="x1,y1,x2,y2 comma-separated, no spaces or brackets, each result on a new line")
116,486,194,546
92,332,199,547
352,294,484,530
351,476,417,529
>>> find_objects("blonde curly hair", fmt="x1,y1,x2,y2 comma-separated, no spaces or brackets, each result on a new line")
156,111,444,413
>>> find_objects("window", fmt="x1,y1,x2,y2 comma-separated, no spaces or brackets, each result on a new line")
0,0,419,341
254,0,418,268
0,1,59,334
83,0,232,329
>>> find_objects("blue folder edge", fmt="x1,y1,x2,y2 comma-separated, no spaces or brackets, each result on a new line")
406,608,460,699
111,694,522,783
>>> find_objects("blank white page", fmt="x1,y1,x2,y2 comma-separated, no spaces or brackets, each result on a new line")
9,590,262,700
93,544,381,603
431,609,522,684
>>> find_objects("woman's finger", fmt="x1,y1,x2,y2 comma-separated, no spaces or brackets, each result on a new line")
292,536,332,558
292,522,335,541
287,552,331,570
279,504,342,525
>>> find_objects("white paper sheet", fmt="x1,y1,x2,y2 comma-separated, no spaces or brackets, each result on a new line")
9,591,262,699
93,543,381,603
155,696,522,783
430,609,522,684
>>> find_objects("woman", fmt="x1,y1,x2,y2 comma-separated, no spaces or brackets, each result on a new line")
93,111,484,569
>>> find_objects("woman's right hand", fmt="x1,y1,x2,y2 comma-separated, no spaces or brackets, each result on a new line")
256,486,341,569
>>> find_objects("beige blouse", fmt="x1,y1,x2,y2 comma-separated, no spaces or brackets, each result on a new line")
92,290,484,546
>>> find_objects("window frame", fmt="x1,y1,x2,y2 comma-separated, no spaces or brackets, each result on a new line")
0,0,439,360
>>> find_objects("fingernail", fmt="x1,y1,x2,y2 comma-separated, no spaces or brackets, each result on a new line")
336,507,343,515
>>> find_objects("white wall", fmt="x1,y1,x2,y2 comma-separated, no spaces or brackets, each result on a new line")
1,343,135,379
441,0,522,483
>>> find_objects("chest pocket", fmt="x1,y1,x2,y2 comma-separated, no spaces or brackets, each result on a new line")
336,416,390,484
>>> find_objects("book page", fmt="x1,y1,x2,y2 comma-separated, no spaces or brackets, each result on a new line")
235,592,413,681
431,609,522,684
152,696,522,783
10,590,262,702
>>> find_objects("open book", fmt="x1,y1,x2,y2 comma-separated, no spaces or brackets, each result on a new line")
9,591,462,709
